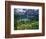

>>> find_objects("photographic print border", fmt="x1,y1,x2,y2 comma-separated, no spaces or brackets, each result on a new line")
11,5,42,34
5,1,45,38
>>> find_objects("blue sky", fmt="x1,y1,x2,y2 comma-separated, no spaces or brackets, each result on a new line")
14,8,39,15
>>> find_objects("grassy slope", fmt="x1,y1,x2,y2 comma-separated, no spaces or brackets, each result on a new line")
14,20,39,30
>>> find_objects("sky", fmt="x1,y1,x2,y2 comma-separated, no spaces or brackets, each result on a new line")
14,8,39,15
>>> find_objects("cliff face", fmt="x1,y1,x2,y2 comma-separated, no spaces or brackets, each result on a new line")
14,8,39,21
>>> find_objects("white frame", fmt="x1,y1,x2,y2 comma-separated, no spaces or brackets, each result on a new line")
11,5,42,34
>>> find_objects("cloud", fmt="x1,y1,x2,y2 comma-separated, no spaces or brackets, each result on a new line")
14,8,26,15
